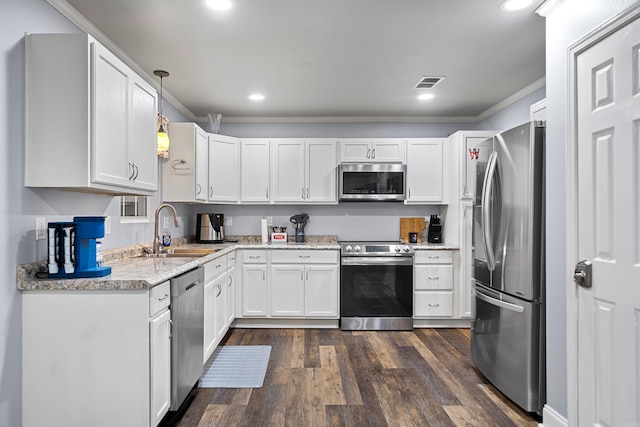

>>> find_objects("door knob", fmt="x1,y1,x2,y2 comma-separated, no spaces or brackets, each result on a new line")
573,260,592,288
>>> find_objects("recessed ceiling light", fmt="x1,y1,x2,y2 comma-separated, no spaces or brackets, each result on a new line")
249,94,265,101
205,0,233,11
418,93,435,101
500,0,534,11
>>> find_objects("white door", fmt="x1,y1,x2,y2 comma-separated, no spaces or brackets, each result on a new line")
91,43,130,188
306,140,337,203
572,10,640,426
195,129,208,202
272,140,305,202
209,136,239,202
305,265,338,317
242,265,268,316
149,308,171,426
241,140,270,202
128,76,158,191
270,265,305,316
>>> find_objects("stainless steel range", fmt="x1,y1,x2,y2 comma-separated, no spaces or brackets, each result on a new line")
340,241,414,331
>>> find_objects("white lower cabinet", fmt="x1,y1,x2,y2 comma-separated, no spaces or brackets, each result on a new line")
22,281,171,427
270,250,339,318
241,250,269,317
413,250,455,318
204,254,237,364
149,288,171,426
239,249,339,319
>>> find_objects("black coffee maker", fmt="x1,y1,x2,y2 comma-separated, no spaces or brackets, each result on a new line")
427,214,442,243
196,213,225,243
289,213,309,243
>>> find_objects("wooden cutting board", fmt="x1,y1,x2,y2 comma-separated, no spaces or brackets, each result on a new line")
399,217,427,243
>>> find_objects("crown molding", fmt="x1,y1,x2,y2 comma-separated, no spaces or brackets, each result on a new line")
46,0,197,121
536,0,566,17
475,77,546,121
203,115,479,124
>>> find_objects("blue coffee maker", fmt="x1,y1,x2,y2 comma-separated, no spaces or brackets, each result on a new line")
48,216,112,278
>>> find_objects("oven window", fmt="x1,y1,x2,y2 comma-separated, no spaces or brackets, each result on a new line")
340,264,413,317
342,171,404,195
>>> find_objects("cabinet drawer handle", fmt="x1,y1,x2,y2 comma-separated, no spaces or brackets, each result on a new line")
215,283,222,297
228,276,233,287
132,163,139,181
216,264,222,268
302,187,305,199
366,148,371,159
428,303,440,308
372,148,376,159
158,294,169,302
262,271,266,281
266,188,269,199
249,256,261,260
307,188,310,199
197,184,202,195
298,255,311,259
428,276,440,280
168,319,174,339
428,255,440,259
209,186,214,198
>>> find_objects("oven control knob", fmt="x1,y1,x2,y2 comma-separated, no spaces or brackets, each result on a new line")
395,247,401,253
403,246,410,252
354,245,361,252
345,245,352,252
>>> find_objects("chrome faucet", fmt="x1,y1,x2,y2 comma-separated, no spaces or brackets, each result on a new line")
153,203,180,254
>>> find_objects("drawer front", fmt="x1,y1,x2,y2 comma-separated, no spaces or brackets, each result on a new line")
414,291,453,317
414,250,453,264
271,250,338,264
414,265,453,290
205,255,228,281
149,281,171,316
242,250,268,264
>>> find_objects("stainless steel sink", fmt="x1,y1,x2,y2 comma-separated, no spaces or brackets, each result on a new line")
139,248,218,258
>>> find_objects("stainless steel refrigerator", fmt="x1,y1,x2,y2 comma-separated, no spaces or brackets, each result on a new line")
470,121,545,415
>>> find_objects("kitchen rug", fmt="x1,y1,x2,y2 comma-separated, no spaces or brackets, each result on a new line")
198,345,271,388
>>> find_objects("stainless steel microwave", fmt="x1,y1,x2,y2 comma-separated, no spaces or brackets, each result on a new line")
338,163,406,201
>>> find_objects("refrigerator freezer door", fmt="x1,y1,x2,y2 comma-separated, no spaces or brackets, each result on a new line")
471,284,543,414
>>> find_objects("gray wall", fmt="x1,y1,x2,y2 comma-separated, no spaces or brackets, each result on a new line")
543,0,640,420
477,86,546,131
0,1,190,425
0,1,545,426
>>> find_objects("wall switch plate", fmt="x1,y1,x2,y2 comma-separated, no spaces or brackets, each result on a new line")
104,216,111,235
36,217,47,240
226,216,233,226
266,217,273,226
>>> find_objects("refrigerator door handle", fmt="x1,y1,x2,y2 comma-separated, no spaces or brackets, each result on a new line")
482,151,498,271
476,287,525,313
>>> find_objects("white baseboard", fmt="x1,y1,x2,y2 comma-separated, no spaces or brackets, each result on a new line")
541,405,568,427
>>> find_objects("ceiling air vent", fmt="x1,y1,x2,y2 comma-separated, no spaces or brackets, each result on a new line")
414,76,445,89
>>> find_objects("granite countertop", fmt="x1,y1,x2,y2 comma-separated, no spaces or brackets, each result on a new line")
17,235,341,292
17,235,458,292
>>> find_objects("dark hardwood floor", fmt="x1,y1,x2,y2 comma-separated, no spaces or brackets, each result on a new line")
171,328,540,427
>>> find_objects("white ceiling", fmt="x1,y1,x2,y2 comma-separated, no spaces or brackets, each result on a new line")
61,0,546,121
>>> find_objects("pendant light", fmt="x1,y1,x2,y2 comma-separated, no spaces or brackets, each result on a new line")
154,70,170,157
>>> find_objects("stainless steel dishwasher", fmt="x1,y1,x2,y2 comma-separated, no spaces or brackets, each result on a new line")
169,266,204,411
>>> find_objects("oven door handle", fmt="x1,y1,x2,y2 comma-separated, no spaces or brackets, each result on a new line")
341,256,413,266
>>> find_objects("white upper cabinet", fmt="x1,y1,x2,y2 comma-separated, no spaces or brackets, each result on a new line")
163,123,209,202
270,139,338,204
208,134,239,203
164,124,240,203
25,33,158,196
339,139,405,163
241,139,271,203
405,139,445,204
448,131,496,200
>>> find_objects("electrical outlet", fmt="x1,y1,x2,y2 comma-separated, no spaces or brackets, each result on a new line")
266,217,273,226
163,217,170,228
36,217,47,240
177,216,183,227
226,216,233,226
104,216,111,235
